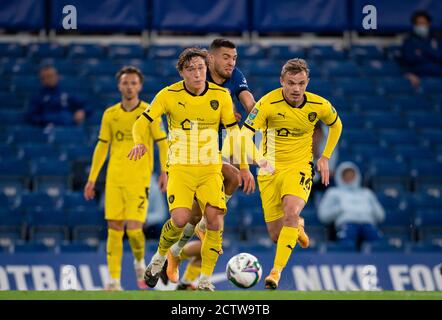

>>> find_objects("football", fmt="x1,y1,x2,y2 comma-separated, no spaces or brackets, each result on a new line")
226,253,262,289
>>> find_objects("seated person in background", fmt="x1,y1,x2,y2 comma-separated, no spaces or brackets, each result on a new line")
318,161,385,246
26,65,87,127
143,173,168,240
400,10,442,88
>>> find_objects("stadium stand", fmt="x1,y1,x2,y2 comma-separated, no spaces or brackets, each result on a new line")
0,0,440,257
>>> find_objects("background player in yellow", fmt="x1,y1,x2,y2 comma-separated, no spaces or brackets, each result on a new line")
84,66,168,291
241,58,343,290
128,48,253,291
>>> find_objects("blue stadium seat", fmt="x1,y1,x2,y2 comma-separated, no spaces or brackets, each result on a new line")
244,60,281,77
0,111,26,124
407,241,442,253
236,45,267,60
349,45,385,61
340,129,378,147
406,112,442,129
82,59,118,76
10,75,40,93
29,228,68,246
419,129,442,146
19,144,60,160
390,95,434,112
13,242,56,253
67,207,103,227
364,112,407,129
68,44,105,59
32,159,72,196
59,241,99,253
377,77,414,95
147,45,182,59
0,177,27,199
11,127,49,144
28,43,65,59
267,45,306,60
420,77,442,94
307,78,335,98
0,159,31,186
108,44,145,59
309,45,346,60
320,241,357,253
351,95,394,112
92,76,116,94
411,162,442,187
361,239,405,253
393,145,434,162
3,61,38,75
378,130,419,146
337,78,377,95
52,60,82,75
50,127,89,145
0,43,24,58
323,60,361,78
370,159,411,190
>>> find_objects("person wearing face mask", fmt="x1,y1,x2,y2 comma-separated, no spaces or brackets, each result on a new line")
318,162,385,246
401,10,442,88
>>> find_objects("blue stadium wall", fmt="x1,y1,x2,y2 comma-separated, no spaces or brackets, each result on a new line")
0,252,441,291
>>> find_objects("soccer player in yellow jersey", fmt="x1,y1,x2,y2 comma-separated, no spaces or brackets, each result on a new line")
241,58,343,290
128,48,253,291
84,66,168,291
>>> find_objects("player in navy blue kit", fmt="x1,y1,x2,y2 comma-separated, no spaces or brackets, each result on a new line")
162,39,258,289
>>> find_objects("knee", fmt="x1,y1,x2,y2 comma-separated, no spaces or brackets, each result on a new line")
171,215,188,228
282,204,301,225
270,233,279,243
108,220,124,231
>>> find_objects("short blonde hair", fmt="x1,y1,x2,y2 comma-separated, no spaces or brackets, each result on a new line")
281,58,310,78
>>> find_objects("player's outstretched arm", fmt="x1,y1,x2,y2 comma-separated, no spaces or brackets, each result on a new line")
319,116,343,186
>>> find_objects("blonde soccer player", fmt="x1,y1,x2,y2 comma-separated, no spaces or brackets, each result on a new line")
84,66,168,291
241,58,342,290
128,48,253,291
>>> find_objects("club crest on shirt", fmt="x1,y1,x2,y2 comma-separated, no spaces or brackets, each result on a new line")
168,195,175,204
210,100,219,110
308,112,317,122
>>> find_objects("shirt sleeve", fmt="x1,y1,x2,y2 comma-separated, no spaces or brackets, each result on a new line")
220,93,238,128
243,100,267,132
98,110,112,143
233,68,250,99
133,90,167,145
318,99,339,127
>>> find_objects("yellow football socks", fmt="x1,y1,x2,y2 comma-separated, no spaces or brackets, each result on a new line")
200,229,222,277
274,226,299,272
106,228,124,280
126,228,145,262
182,263,201,283
158,219,184,256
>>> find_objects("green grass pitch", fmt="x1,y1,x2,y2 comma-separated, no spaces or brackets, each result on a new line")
1,290,441,300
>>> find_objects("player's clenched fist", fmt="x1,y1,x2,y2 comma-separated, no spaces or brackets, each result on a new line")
128,143,147,161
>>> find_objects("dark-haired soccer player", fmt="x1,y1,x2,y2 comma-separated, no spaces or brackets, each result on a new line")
84,66,168,290
242,58,342,290
128,48,254,291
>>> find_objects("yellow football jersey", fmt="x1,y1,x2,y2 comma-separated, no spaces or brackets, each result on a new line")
134,81,238,166
243,89,339,172
93,100,167,187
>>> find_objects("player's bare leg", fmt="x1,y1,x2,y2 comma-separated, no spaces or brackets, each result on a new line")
144,208,190,288
105,220,125,291
265,195,305,290
126,220,148,289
